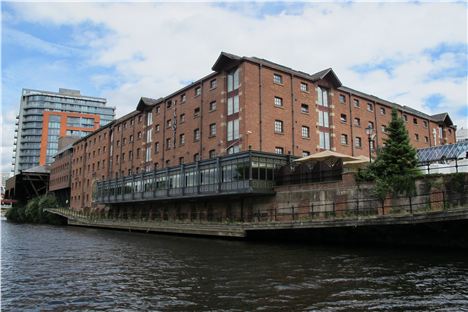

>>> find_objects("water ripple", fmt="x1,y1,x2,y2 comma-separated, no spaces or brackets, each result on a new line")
2,222,468,311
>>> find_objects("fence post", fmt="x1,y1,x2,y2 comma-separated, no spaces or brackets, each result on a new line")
292,206,295,221
409,196,413,214
333,201,336,216
442,191,447,210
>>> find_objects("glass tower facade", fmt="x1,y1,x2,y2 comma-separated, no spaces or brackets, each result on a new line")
12,88,115,174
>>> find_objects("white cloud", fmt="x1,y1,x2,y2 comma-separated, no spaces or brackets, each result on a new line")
3,2,467,172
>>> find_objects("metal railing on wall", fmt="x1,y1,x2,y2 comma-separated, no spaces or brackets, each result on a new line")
49,191,468,226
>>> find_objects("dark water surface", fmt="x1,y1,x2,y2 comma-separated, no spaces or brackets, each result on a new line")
2,221,468,311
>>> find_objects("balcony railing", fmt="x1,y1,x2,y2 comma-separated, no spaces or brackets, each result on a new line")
95,151,290,204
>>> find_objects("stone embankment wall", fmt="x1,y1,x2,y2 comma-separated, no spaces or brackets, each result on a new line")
92,172,467,223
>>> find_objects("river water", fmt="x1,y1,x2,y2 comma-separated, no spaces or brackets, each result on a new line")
2,221,468,311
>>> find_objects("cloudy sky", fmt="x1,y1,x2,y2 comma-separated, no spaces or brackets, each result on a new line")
1,1,467,174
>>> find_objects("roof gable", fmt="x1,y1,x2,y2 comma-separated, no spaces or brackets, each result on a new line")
136,97,162,111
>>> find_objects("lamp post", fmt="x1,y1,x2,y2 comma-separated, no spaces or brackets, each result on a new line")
365,126,374,163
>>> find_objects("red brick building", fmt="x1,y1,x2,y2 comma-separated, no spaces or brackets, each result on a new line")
64,52,456,211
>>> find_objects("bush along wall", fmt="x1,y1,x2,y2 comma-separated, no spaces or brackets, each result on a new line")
6,194,67,225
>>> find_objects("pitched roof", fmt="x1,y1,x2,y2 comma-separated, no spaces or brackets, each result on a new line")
431,113,453,126
213,52,342,87
136,97,163,111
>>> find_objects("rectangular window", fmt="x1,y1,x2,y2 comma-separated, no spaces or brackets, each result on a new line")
301,103,309,113
353,99,360,108
415,133,419,141
194,128,200,141
146,129,152,143
380,107,386,115
413,118,418,125
179,134,185,145
341,134,348,145
209,101,216,111
302,151,310,157
227,68,240,92
155,124,160,132
367,102,374,111
193,153,200,162
210,79,217,89
274,96,283,107
318,111,329,127
227,95,239,115
209,123,216,136
180,113,185,123
209,149,216,159
403,114,408,122
227,119,240,141
155,142,159,153
273,74,283,84
317,87,328,107
166,119,172,128
424,136,429,143
166,138,172,150
353,118,361,127
179,157,184,165
339,94,346,104
340,114,347,123
301,126,310,138
275,147,284,154
423,120,428,128
227,145,240,155
194,107,200,117
300,82,308,92
319,132,330,150
368,121,374,129
381,125,387,133
274,120,284,133
195,87,201,96
181,94,186,102
355,137,362,148
156,106,161,114
145,146,151,162
147,113,153,126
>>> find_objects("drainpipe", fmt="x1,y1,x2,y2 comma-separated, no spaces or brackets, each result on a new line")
372,100,378,150
199,79,204,159
258,64,263,151
290,73,295,156
348,91,355,156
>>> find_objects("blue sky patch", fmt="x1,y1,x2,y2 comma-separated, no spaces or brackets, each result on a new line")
351,58,402,77
213,2,307,19
425,93,445,110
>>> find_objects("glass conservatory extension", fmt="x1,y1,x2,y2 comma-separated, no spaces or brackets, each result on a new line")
94,151,290,204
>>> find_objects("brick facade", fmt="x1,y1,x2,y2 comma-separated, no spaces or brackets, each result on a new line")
65,52,457,211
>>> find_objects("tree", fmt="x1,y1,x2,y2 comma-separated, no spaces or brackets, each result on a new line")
364,107,420,199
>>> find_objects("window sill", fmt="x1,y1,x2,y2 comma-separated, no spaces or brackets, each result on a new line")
209,109,216,113
274,105,285,109
301,90,310,94
302,137,310,140
301,111,309,115
208,135,216,138
273,82,284,86
274,132,284,135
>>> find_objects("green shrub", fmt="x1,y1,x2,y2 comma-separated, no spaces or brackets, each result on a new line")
6,194,65,225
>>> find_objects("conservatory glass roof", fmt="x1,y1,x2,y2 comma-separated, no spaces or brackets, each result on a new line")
417,141,468,163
